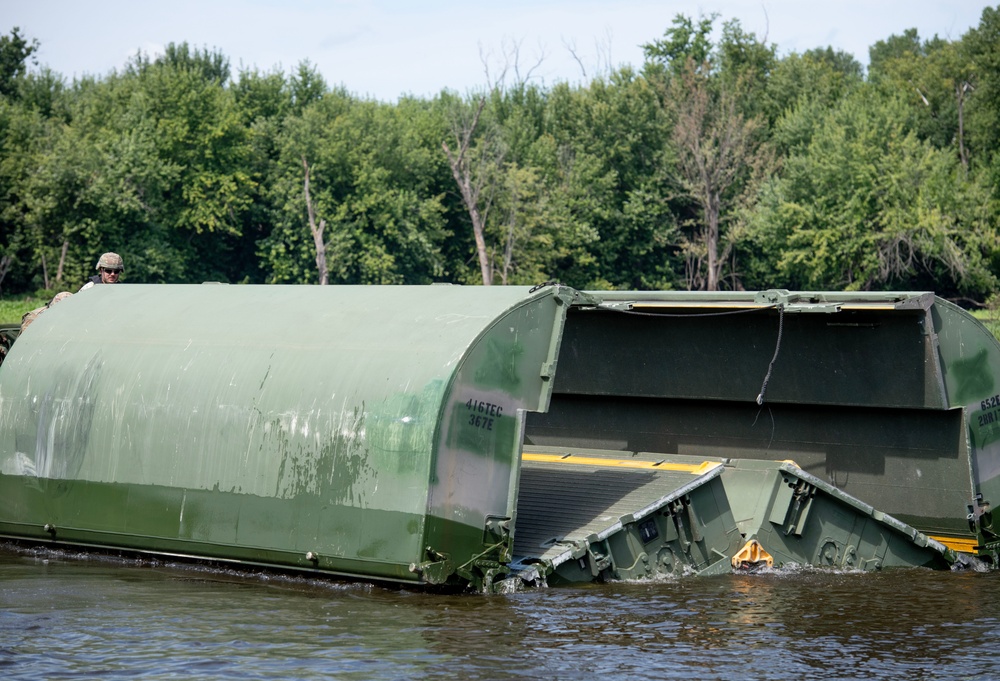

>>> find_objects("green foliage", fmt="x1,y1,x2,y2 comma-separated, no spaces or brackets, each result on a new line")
539,70,679,289
642,13,719,77
234,68,291,124
290,61,327,113
642,16,777,290
868,29,973,163
157,43,231,84
260,92,450,284
763,49,864,138
0,15,996,304
0,27,38,99
746,86,998,294
964,6,1000,196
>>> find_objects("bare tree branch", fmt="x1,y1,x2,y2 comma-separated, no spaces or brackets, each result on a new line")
40,251,49,291
0,254,13,293
302,156,328,286
957,80,970,172
563,38,587,80
670,59,772,290
55,240,68,285
443,97,495,285
479,42,510,94
518,38,547,83
595,28,615,77
480,37,547,93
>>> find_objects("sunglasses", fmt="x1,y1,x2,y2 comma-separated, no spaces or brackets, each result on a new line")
102,268,122,274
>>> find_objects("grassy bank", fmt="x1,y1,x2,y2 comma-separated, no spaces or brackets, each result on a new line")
974,309,1000,340
0,296,42,326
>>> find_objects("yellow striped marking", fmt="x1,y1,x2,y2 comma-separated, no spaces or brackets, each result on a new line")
839,303,898,310
929,535,979,553
522,452,720,475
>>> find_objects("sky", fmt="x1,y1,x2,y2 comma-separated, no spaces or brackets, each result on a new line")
2,1,991,101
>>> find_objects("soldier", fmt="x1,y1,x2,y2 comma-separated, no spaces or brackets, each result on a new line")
79,252,124,291
19,291,73,335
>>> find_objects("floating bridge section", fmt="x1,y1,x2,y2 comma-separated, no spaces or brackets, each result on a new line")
524,289,1000,564
510,447,955,584
0,285,994,590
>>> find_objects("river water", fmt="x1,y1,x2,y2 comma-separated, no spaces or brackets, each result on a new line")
1,543,998,680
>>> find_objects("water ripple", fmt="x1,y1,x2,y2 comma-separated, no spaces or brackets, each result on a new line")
2,548,999,680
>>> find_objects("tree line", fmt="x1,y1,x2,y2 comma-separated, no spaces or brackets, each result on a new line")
1,8,998,305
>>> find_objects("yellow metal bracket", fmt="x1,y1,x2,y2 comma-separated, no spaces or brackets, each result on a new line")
731,539,774,570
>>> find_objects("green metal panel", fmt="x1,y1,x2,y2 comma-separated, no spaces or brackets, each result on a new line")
525,290,992,549
526,396,972,535
930,298,1000,557
0,284,573,589
555,290,945,408
932,298,1000,471
720,458,956,570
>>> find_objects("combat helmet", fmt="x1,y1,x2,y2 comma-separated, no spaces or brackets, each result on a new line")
95,252,124,271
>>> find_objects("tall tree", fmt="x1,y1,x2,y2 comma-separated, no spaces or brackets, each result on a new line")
541,69,677,290
669,61,771,291
645,15,775,290
442,96,497,284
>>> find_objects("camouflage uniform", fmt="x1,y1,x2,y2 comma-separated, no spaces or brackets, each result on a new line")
20,291,73,334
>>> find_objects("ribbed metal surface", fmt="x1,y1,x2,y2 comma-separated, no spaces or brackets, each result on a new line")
0,284,571,586
512,453,720,567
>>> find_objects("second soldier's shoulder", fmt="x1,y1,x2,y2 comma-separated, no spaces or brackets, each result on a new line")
79,274,101,292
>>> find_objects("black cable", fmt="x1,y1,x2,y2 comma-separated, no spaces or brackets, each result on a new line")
756,303,784,406
591,303,779,319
